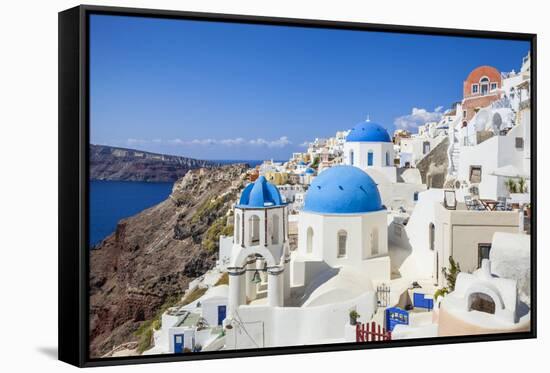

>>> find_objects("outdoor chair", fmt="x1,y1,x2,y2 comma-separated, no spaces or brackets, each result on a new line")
495,197,508,211
465,195,486,211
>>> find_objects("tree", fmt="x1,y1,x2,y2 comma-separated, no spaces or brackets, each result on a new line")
434,256,461,300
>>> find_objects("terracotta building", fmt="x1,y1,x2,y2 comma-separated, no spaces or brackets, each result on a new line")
461,65,502,124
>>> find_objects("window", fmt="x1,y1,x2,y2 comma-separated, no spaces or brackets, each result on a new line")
429,223,435,251
413,191,419,202
371,228,379,256
478,243,492,268
349,150,354,166
423,141,430,155
306,227,313,254
469,166,482,184
271,214,279,245
515,137,524,149
367,151,374,166
480,77,489,95
249,215,260,245
471,84,479,94
490,82,498,91
235,214,241,244
337,230,347,257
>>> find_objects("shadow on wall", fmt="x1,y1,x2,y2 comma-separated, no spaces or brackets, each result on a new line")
291,261,339,307
388,221,413,279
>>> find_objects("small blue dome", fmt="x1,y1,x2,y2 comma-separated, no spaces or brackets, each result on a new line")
237,176,283,208
297,160,307,166
305,168,316,175
346,121,392,143
304,166,383,214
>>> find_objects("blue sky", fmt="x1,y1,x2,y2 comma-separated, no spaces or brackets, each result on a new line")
90,14,529,160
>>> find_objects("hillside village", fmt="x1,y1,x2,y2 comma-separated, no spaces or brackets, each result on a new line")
123,53,531,356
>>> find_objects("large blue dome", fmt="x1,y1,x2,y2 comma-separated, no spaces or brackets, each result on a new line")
237,176,283,208
346,121,392,143
304,166,383,214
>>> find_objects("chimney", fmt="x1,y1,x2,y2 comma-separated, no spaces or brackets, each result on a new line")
481,259,492,279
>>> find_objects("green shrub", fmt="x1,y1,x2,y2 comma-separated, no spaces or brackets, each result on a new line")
136,328,153,354
202,217,233,253
181,287,208,306
434,256,461,300
214,272,229,286
133,295,181,354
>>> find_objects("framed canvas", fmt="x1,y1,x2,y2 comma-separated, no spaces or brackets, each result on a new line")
58,5,537,367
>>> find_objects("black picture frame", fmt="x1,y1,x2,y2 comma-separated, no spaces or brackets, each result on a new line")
59,4,537,368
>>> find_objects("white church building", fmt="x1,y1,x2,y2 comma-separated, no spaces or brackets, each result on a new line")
221,166,390,348
343,119,426,211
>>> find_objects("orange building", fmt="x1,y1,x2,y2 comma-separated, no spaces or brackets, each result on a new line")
461,65,502,124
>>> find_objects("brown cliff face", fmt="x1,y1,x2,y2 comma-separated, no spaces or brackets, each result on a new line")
90,144,220,182
89,164,248,357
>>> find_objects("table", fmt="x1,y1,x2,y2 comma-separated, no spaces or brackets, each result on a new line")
478,199,499,211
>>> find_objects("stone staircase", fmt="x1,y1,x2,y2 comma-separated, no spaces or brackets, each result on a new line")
450,142,461,176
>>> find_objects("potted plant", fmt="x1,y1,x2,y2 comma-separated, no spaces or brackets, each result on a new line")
349,310,360,325
509,177,530,205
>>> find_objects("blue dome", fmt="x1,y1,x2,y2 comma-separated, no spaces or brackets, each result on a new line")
237,176,283,208
305,168,316,175
346,121,392,143
304,166,383,214
297,160,307,166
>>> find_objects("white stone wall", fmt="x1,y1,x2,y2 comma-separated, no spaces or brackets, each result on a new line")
201,297,228,327
225,291,377,349
458,121,526,200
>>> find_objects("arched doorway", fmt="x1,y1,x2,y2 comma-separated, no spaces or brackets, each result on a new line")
306,227,314,254
337,230,347,258
271,215,280,245
368,151,374,166
371,228,379,256
249,215,260,245
235,213,241,245
468,292,496,314
429,223,435,251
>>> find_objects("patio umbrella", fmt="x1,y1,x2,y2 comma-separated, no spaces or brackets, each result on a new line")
489,165,530,179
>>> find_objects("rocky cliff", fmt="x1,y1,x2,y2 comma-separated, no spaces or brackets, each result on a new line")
89,164,248,357
90,144,220,182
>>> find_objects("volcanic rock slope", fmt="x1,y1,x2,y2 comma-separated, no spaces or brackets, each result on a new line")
89,164,248,357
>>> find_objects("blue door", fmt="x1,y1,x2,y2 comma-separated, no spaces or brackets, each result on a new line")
174,334,184,353
385,307,409,331
217,305,227,326
368,151,374,166
413,293,434,310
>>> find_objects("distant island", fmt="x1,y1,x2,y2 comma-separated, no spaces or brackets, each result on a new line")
90,144,221,182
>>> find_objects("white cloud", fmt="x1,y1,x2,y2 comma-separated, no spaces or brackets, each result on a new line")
299,141,310,148
394,106,444,130
126,138,149,145
164,136,293,148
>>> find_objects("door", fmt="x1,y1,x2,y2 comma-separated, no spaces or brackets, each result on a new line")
218,305,227,326
174,334,184,353
367,151,373,166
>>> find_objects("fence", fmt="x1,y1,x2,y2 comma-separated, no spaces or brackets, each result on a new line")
356,321,391,342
